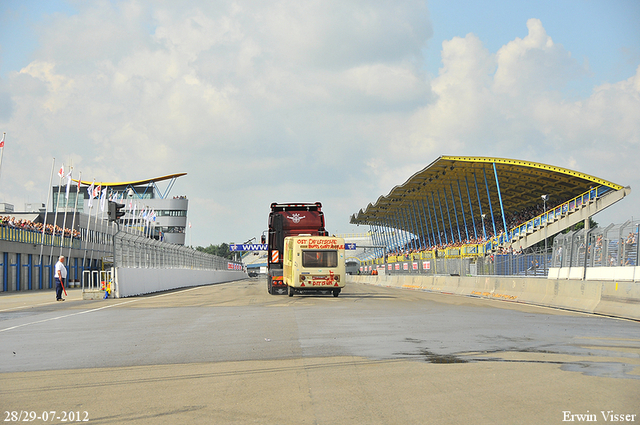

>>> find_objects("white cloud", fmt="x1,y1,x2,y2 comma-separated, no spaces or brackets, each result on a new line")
493,18,586,96
0,3,638,243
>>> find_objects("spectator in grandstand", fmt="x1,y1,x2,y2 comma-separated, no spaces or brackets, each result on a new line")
0,216,80,239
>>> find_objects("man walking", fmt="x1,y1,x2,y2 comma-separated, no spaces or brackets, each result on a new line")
55,256,67,301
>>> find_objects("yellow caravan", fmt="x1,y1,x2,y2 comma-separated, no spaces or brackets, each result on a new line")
283,235,346,297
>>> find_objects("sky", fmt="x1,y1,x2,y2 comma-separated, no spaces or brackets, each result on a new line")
0,0,639,247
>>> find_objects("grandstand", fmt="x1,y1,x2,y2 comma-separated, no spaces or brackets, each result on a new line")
350,156,631,270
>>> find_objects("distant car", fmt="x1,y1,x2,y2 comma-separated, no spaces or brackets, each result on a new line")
248,271,258,277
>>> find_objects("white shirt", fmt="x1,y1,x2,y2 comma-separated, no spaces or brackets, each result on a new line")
55,260,67,279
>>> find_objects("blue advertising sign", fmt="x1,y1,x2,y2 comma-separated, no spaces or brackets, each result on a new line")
345,243,357,250
229,244,268,251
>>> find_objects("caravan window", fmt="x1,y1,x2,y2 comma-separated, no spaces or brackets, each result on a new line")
302,251,338,268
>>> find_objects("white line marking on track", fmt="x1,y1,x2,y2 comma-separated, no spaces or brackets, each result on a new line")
0,286,204,333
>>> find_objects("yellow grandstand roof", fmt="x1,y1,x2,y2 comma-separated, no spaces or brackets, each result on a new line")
351,156,623,225
74,172,187,187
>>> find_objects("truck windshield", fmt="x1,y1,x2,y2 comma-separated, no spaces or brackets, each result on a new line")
302,251,338,268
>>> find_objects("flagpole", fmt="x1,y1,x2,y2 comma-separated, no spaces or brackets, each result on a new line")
49,164,65,262
0,133,6,185
83,180,95,273
67,171,81,261
39,158,56,266
59,167,72,256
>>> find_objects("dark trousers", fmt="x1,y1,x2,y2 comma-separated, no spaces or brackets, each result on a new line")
55,278,64,299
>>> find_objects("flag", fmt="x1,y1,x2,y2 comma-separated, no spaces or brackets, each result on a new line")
65,170,72,199
94,185,101,199
0,133,5,148
100,187,107,211
87,181,95,207
58,164,64,178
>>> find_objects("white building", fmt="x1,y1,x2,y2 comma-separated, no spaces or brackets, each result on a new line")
53,173,189,245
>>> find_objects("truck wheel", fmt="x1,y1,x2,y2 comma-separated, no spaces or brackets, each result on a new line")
333,289,340,297
288,286,294,297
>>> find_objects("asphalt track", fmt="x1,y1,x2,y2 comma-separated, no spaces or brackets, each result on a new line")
1,278,638,424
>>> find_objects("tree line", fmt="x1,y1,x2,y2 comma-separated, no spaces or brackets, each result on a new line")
195,243,234,259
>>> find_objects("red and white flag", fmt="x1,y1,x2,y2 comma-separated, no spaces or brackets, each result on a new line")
58,164,64,178
0,133,5,148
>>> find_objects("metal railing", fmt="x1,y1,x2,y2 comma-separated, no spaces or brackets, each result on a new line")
0,225,82,249
113,228,237,270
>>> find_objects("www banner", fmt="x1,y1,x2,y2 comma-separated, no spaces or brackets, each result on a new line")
229,244,268,251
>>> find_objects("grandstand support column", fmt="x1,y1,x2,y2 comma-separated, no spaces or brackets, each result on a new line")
413,201,426,249
464,176,477,240
409,204,421,250
391,215,402,251
436,190,449,245
419,199,432,247
492,163,509,240
383,223,392,255
483,167,498,238
369,224,378,257
384,217,395,252
443,186,455,243
403,207,413,250
397,211,406,251
376,223,385,257
394,214,401,251
400,208,411,251
473,173,487,240
380,220,389,253
404,207,417,251
430,193,443,246
422,198,433,246
450,184,462,242
456,180,469,242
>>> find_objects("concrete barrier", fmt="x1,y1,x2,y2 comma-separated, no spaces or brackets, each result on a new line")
114,267,247,298
348,274,639,321
553,266,640,282
596,281,640,319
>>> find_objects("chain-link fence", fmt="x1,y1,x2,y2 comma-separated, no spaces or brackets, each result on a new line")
552,220,639,268
113,228,238,270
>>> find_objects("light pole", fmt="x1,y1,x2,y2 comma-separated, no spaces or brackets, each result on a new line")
541,195,549,270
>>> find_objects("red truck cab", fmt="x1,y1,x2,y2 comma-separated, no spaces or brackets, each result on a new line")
267,202,328,295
